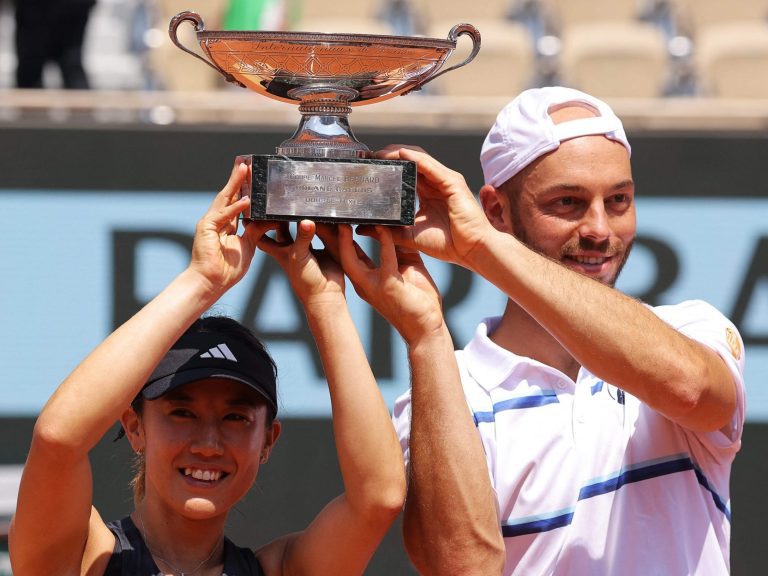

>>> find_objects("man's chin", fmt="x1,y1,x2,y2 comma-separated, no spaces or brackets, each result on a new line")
562,260,618,286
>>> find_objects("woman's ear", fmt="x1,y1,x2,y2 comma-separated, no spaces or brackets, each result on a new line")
479,184,512,233
120,406,145,454
259,420,282,464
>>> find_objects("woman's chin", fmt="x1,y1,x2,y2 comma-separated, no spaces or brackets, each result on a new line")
182,498,225,519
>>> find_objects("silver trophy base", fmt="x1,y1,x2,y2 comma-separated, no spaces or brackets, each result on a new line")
238,155,416,225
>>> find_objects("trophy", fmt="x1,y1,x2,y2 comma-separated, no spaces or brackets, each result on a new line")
169,11,481,225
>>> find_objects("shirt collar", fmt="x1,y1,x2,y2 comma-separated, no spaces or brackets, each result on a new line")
463,317,573,392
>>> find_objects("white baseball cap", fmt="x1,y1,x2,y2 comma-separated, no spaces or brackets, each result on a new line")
480,86,631,188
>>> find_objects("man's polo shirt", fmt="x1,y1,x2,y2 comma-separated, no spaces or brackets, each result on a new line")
392,300,746,575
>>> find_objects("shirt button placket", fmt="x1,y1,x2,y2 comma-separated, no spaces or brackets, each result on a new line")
571,380,587,424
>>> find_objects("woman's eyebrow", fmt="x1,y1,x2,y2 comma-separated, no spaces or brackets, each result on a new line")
225,396,263,408
160,393,194,404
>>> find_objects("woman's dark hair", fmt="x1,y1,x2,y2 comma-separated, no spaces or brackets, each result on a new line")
130,315,278,502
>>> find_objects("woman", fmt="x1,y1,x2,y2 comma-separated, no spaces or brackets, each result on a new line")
9,162,406,576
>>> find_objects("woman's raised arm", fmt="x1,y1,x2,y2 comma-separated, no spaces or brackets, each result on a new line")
9,163,270,575
256,221,406,576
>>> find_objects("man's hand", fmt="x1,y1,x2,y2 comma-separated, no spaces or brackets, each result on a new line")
369,146,497,272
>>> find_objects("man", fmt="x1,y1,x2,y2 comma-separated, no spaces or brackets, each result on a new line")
383,87,745,575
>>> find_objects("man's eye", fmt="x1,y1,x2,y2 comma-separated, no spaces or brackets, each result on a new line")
610,194,634,209
557,197,576,206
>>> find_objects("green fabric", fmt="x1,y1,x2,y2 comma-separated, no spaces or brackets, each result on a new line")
224,0,301,31
224,0,269,30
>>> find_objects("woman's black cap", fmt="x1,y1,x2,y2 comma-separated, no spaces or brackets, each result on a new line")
139,330,278,416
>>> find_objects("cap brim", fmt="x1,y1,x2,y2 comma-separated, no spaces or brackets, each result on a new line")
141,367,278,415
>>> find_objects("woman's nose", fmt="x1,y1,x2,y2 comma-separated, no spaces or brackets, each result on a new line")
190,422,225,456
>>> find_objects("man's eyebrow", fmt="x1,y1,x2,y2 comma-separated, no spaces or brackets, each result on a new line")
539,180,634,195
613,179,635,190
540,183,588,194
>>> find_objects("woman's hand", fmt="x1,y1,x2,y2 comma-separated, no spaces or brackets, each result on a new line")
188,162,274,296
339,225,445,345
257,219,346,307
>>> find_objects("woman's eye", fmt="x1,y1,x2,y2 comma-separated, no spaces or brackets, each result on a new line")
225,413,250,422
170,409,195,418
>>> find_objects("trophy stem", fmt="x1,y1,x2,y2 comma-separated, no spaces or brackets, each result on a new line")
276,86,371,159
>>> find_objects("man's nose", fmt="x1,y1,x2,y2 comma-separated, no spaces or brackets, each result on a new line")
578,200,611,242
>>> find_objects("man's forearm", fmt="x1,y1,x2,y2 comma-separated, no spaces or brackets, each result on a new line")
472,232,737,431
404,325,505,575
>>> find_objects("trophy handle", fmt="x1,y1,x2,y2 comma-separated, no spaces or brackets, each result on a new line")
404,23,481,95
168,11,245,88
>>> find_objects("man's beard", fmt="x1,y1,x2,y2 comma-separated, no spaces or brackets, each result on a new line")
511,218,634,288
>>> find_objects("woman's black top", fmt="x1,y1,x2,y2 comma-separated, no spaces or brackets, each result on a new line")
103,516,266,575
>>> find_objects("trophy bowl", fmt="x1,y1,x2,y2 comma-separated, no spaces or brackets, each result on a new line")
170,12,481,225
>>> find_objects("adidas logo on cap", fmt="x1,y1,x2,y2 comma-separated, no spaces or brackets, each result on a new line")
200,343,238,362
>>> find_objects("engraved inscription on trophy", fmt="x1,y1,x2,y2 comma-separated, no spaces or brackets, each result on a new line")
169,11,481,225
268,161,404,221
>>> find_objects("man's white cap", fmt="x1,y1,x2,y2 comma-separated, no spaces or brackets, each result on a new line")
480,86,631,187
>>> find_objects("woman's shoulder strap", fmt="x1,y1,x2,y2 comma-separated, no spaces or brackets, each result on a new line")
222,537,266,576
103,516,159,575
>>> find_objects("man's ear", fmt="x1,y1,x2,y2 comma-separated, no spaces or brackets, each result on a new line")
120,406,145,454
479,184,512,233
